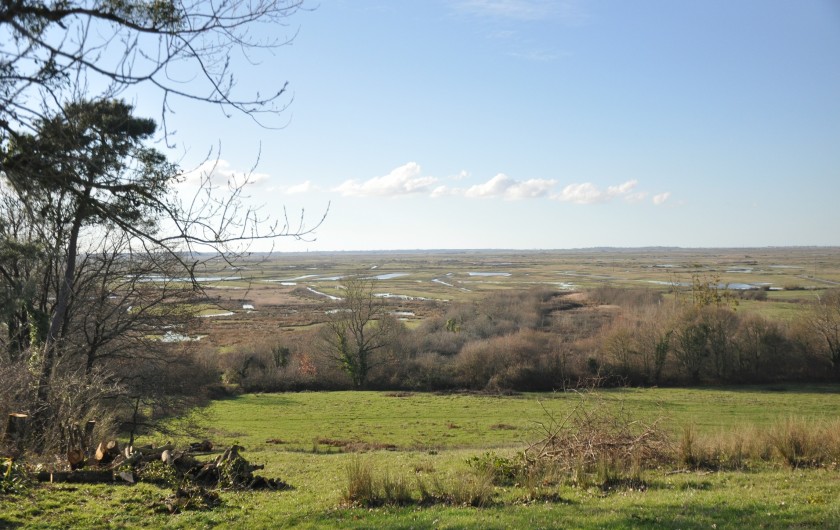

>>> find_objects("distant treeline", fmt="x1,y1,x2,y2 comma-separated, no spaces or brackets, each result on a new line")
219,283,840,392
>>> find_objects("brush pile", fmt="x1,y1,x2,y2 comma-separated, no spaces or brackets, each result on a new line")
525,391,671,479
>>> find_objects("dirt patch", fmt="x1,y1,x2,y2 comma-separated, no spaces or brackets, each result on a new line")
315,438,398,452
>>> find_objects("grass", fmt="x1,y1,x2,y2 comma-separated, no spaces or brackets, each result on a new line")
4,387,840,528
192,386,840,452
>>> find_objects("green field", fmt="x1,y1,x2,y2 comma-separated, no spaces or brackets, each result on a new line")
5,387,840,529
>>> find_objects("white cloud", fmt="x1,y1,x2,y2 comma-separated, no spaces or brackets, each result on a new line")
652,192,671,205
454,0,563,21
285,181,316,194
179,159,269,188
506,178,556,199
465,173,555,200
556,182,602,204
333,162,439,197
430,185,459,198
452,0,587,23
624,191,649,203
465,174,513,198
327,162,659,207
607,179,638,196
555,179,639,204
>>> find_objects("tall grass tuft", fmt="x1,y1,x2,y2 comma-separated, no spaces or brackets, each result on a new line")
445,468,495,507
768,418,840,468
343,457,377,506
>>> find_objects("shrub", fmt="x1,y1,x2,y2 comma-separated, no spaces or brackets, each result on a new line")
0,458,31,495
453,330,548,390
769,418,824,468
466,452,527,486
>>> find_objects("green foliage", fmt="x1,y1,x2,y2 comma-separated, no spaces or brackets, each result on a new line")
271,345,291,369
466,452,526,486
135,460,179,487
0,458,31,495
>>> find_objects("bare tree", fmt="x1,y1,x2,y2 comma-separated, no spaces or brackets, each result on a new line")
805,289,840,379
318,276,396,389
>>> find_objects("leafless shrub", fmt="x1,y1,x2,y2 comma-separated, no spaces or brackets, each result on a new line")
453,330,549,391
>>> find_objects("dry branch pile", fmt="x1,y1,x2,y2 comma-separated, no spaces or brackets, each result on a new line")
525,391,672,478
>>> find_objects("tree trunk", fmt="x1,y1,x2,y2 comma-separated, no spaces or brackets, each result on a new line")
32,188,90,449
4,413,28,455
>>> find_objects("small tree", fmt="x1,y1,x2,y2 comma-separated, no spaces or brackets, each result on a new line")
672,308,710,384
318,276,394,389
804,289,840,379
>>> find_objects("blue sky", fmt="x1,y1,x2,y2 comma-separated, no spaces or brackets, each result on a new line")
149,0,840,251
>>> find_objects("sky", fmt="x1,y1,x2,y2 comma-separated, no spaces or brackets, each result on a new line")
140,0,840,251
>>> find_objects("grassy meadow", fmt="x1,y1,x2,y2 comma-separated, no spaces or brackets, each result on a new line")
4,387,840,529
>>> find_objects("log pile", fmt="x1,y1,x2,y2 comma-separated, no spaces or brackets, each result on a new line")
185,444,288,490
34,439,289,493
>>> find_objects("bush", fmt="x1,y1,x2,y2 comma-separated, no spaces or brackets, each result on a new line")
0,458,31,495
453,330,550,391
768,418,840,468
466,452,527,486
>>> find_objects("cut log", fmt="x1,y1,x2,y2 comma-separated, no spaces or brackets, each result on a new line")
172,453,198,471
189,440,213,452
83,420,96,455
95,440,120,464
67,448,86,470
4,413,28,454
137,443,172,454
116,471,135,484
48,470,117,483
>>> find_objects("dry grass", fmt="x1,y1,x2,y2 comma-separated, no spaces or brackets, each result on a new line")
343,457,494,508
677,418,840,470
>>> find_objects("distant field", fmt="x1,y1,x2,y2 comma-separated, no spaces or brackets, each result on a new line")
186,247,840,349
